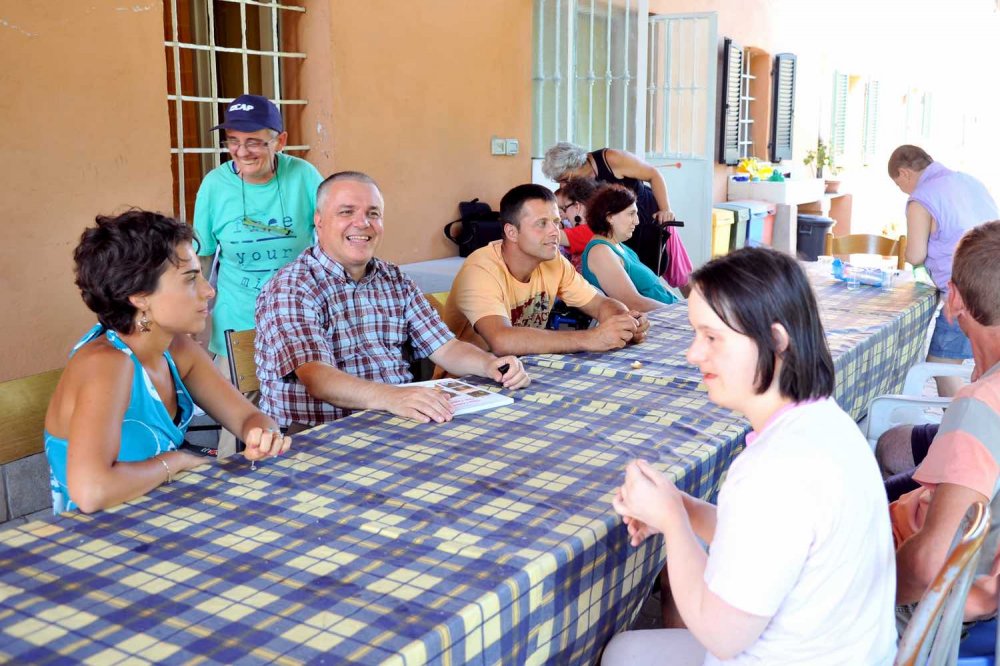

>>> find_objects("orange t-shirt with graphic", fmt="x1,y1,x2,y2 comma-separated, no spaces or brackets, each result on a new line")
442,240,598,351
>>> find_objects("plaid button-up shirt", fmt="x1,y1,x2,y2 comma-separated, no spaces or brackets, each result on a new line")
255,245,454,426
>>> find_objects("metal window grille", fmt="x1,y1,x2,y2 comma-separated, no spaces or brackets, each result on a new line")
532,0,647,157
738,47,755,160
164,0,307,222
646,15,711,160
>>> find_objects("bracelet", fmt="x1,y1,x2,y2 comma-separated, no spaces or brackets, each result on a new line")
157,455,172,484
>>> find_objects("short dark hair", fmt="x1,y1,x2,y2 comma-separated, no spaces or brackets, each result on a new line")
556,177,600,207
690,247,834,401
952,220,1000,326
74,210,194,334
317,170,382,209
887,145,933,178
499,184,557,229
585,184,636,236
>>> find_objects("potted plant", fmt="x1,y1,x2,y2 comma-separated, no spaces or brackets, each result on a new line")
803,139,843,192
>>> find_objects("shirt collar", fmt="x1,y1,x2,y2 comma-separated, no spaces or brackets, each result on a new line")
745,398,824,446
310,245,381,284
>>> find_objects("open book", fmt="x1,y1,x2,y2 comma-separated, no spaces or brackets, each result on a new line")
403,378,514,415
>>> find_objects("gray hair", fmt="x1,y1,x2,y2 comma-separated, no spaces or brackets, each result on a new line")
316,171,382,209
542,142,589,181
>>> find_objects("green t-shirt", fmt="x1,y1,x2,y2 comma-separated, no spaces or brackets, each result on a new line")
193,152,322,356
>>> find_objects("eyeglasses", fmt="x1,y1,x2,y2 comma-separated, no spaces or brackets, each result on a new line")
222,137,274,152
558,201,576,214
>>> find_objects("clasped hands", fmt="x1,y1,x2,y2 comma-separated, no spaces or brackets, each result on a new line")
612,458,683,547
595,310,650,350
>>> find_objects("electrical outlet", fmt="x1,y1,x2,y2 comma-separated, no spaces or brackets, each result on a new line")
505,138,519,155
491,136,506,156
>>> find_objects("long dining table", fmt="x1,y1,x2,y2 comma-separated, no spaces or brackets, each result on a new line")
0,270,938,665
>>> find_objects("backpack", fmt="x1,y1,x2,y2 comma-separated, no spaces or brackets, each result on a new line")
443,199,504,257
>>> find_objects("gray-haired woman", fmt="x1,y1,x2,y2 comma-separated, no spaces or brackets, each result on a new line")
542,142,675,224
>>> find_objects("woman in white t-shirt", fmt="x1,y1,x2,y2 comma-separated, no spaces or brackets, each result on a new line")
604,247,897,666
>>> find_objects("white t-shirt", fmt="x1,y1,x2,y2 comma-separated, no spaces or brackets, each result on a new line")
703,398,897,666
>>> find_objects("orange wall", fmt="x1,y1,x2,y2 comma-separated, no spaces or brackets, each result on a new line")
318,0,533,264
0,1,173,381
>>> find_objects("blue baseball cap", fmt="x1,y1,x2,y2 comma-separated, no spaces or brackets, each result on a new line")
210,94,284,133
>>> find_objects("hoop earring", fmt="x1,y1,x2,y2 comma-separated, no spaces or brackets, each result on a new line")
137,311,152,334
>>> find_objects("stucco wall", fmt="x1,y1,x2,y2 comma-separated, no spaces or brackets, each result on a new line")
0,1,173,381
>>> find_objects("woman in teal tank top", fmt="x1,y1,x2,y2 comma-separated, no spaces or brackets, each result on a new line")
581,185,678,312
44,211,292,514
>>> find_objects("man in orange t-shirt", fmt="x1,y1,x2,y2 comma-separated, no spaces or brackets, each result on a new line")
891,219,1000,621
442,184,649,356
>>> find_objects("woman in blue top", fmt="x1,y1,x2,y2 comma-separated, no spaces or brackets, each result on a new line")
44,210,291,514
581,185,678,312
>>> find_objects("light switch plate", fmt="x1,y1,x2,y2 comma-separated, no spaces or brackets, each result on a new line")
505,138,519,155
491,137,506,155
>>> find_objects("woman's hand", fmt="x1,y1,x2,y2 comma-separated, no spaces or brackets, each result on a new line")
242,427,291,461
612,459,684,545
653,209,676,223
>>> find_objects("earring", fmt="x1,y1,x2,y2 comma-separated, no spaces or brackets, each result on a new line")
137,311,152,333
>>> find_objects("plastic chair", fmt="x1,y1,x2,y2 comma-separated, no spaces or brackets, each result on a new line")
896,501,991,666
864,362,973,450
825,233,908,270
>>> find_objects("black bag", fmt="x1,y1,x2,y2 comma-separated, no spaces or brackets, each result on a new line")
443,199,504,257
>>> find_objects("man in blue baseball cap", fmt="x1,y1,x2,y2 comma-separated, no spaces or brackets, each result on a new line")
193,94,322,455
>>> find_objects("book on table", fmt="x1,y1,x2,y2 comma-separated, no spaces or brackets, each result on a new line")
402,378,513,415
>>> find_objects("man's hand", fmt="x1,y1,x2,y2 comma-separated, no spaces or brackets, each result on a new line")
628,311,650,345
243,427,292,461
588,313,639,351
382,385,456,423
487,355,531,389
612,459,685,547
653,210,676,223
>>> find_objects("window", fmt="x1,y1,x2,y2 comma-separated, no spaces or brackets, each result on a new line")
646,15,712,159
768,53,796,162
717,37,743,165
163,0,307,222
532,0,644,157
829,71,849,158
861,80,879,164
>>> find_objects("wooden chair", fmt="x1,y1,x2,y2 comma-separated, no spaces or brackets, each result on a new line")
895,501,991,666
824,233,907,270
0,368,63,466
224,328,260,395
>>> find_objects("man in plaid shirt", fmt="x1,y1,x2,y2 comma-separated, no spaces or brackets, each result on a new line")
255,171,530,427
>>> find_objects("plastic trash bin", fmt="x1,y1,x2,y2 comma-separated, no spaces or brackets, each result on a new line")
714,202,750,251
797,214,836,261
711,208,735,257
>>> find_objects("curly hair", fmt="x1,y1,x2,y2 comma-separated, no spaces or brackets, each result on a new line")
585,184,636,236
557,177,600,209
542,142,589,181
74,210,195,334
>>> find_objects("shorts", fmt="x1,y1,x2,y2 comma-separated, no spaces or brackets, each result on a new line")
928,308,973,359
911,423,939,465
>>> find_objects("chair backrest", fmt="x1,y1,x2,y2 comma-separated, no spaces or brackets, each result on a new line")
224,329,260,394
824,233,907,270
896,502,991,666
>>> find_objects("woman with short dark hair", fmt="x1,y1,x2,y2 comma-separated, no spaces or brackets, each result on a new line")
604,248,896,665
44,210,290,514
580,184,677,312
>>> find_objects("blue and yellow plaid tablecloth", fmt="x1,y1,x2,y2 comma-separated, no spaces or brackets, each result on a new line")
0,275,937,665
